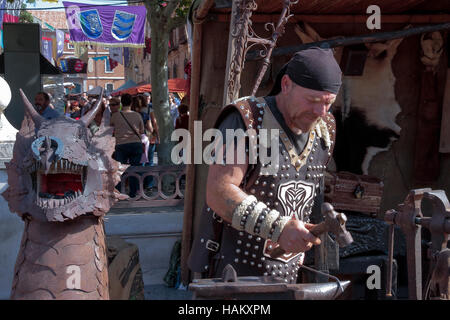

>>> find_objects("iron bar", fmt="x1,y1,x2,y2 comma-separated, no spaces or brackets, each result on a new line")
246,22,450,60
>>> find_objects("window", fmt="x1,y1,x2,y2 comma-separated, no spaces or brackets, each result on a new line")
105,59,113,73
67,43,74,50
173,63,177,78
105,83,114,92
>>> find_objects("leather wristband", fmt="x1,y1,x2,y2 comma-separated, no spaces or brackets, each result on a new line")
231,195,257,230
270,215,291,243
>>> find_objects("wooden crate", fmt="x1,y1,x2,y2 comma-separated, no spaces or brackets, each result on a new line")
324,171,384,214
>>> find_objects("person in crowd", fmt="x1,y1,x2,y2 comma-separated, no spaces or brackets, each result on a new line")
34,91,59,119
64,99,72,118
169,95,179,127
144,92,152,114
68,97,82,119
79,96,91,116
109,97,121,114
110,93,144,198
175,104,189,131
131,95,142,112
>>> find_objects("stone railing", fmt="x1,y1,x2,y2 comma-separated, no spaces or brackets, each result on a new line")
113,165,186,208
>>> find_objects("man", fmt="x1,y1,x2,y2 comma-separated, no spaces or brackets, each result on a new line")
34,91,59,119
144,92,152,113
188,47,342,282
79,96,91,116
109,97,121,114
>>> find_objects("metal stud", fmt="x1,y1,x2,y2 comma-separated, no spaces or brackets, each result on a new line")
236,249,241,254
237,240,242,245
234,258,239,263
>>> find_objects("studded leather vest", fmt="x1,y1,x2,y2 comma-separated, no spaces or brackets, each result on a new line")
188,96,336,283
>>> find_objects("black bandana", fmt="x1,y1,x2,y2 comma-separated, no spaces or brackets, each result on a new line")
287,47,342,94
270,47,342,95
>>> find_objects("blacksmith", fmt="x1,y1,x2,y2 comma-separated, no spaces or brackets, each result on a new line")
188,47,342,282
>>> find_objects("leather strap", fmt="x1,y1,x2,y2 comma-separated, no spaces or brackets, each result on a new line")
119,112,141,140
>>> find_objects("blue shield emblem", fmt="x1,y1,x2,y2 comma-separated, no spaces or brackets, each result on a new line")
111,10,136,41
80,9,103,39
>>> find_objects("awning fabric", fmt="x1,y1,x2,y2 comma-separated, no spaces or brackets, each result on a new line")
111,78,187,96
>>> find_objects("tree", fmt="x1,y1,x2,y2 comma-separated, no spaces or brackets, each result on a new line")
144,0,191,165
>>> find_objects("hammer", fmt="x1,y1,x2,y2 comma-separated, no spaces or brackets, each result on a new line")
270,202,353,259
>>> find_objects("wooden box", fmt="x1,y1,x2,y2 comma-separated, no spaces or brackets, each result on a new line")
324,171,384,215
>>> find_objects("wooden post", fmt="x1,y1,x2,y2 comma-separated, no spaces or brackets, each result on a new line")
181,0,215,285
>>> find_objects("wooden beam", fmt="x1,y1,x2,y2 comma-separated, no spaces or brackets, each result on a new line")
214,14,450,24
195,0,216,21
246,22,450,60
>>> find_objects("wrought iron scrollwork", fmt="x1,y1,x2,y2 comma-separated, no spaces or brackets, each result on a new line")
224,0,298,104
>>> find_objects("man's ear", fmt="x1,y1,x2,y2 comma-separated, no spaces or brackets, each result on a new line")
281,74,291,94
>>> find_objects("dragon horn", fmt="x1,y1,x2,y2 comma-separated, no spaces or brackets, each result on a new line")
19,88,44,128
80,88,104,127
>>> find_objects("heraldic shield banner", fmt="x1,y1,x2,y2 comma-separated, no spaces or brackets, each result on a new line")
63,1,146,47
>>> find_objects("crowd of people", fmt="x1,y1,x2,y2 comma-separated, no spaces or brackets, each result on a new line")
33,90,189,197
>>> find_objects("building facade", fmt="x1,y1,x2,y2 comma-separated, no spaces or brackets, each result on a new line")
29,10,125,94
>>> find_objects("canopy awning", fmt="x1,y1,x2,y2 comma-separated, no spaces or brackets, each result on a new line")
111,78,188,96
112,79,137,94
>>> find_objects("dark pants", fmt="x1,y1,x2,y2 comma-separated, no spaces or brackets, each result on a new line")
143,143,156,188
114,142,143,198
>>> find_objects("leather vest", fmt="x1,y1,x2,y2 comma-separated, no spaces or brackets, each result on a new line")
188,96,336,283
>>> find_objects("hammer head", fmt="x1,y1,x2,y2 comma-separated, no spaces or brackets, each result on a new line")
321,203,353,247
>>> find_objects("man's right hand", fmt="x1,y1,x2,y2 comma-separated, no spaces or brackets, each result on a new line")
277,220,321,253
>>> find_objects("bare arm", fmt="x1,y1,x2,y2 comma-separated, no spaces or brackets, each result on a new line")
206,145,249,223
146,119,153,134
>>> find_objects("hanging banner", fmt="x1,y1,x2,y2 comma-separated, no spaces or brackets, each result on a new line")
42,39,54,65
59,58,87,74
109,46,123,65
56,29,65,58
63,1,146,47
0,0,6,27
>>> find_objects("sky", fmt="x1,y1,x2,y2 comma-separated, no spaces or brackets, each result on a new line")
28,0,129,11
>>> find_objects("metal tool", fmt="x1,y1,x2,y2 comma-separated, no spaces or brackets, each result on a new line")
189,264,350,300
270,202,353,259
384,189,450,300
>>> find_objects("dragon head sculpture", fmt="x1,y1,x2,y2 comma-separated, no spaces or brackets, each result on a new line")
2,89,128,222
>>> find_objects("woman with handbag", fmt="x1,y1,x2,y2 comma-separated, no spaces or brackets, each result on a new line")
110,93,145,198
